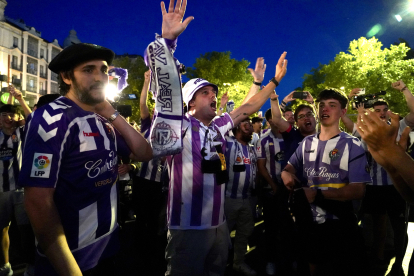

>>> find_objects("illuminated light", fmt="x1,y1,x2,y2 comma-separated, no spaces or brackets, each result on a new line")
340,87,345,90
366,24,382,37
105,83,118,101
395,14,403,22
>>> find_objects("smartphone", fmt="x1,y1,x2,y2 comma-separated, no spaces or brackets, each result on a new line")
359,88,366,95
293,92,308,100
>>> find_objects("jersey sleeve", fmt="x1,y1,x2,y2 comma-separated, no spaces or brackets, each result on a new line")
348,138,371,184
288,140,304,171
214,113,234,137
18,109,68,188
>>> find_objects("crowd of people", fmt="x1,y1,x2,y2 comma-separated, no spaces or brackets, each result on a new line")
0,0,414,276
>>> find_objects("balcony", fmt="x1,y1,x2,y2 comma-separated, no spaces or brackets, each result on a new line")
39,73,47,79
26,86,37,93
27,49,38,58
27,68,37,76
39,89,47,95
51,73,58,82
11,63,22,71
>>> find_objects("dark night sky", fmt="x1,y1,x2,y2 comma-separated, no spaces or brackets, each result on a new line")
5,0,414,113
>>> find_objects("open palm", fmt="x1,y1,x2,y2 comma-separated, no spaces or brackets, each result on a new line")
161,0,194,40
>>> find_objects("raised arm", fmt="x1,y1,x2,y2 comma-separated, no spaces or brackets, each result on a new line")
392,80,414,127
217,91,228,116
357,109,414,203
140,70,151,120
270,93,290,132
240,57,266,105
230,52,287,126
95,101,152,162
161,0,194,40
9,85,31,118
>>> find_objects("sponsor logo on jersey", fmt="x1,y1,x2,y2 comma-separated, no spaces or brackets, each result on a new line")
11,134,18,143
305,167,340,181
236,156,242,163
84,151,118,178
83,131,99,137
275,151,285,162
329,148,340,161
31,153,53,178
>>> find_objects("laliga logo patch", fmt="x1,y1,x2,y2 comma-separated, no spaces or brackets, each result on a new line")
11,134,18,143
329,148,341,161
151,121,179,150
31,153,53,178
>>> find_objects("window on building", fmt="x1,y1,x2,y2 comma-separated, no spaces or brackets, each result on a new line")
51,47,60,60
27,36,39,58
51,82,58,94
40,65,44,77
13,37,18,48
27,57,38,75
26,76,37,92
12,56,18,70
40,49,45,59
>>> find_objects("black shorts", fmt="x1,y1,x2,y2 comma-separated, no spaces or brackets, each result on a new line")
362,185,406,216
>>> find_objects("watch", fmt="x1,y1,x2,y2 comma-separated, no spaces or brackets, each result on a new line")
108,111,120,123
219,107,224,111
269,77,279,87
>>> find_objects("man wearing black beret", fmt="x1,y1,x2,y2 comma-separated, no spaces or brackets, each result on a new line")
18,42,153,275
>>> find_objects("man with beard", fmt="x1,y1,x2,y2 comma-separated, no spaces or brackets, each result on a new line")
224,118,258,276
18,42,153,275
283,108,295,126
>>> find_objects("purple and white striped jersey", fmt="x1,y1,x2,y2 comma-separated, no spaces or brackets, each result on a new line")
256,131,285,185
137,116,163,182
0,126,24,192
353,119,407,186
166,113,233,230
288,132,371,223
18,97,131,272
225,135,257,199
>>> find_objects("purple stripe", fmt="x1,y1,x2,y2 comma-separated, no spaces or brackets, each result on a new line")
268,137,276,180
211,180,222,226
139,162,149,178
149,160,159,181
241,146,250,198
170,153,183,226
190,123,203,226
156,113,184,121
372,161,378,186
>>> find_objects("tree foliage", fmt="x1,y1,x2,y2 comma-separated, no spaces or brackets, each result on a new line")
186,51,253,110
111,56,150,124
301,37,414,117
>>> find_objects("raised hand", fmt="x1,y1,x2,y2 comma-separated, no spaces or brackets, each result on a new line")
247,57,266,83
8,85,23,101
392,80,408,92
349,88,362,99
283,91,295,103
275,52,287,83
144,70,151,83
220,91,229,107
161,0,194,40
304,91,314,104
356,102,365,115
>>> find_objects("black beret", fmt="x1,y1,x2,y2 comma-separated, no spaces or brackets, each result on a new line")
48,43,115,73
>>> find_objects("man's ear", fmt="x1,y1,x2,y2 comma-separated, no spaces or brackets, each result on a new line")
189,99,195,107
61,72,72,86
341,108,347,117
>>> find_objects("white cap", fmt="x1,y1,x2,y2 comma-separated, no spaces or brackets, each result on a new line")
182,78,218,107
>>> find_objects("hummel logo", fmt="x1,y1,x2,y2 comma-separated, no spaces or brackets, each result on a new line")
83,131,99,137
305,149,315,153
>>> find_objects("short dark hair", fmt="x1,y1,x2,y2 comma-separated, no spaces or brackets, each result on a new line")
58,70,75,96
373,100,388,108
294,104,315,122
252,117,263,124
37,94,61,109
265,108,272,121
316,89,348,109
283,108,293,115
0,104,19,115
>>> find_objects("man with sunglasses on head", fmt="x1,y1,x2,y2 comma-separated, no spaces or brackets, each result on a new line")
0,86,33,276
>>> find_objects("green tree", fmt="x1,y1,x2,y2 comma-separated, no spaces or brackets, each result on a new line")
111,55,149,124
186,51,253,109
301,37,414,118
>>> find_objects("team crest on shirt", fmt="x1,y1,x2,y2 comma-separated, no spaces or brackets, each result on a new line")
151,121,179,150
105,123,115,141
236,156,242,163
275,151,285,162
31,153,53,178
329,148,341,161
11,134,18,143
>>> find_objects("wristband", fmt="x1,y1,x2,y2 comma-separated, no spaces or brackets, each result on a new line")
219,107,224,111
281,101,287,107
253,81,262,86
269,77,279,87
401,86,408,92
108,111,120,123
